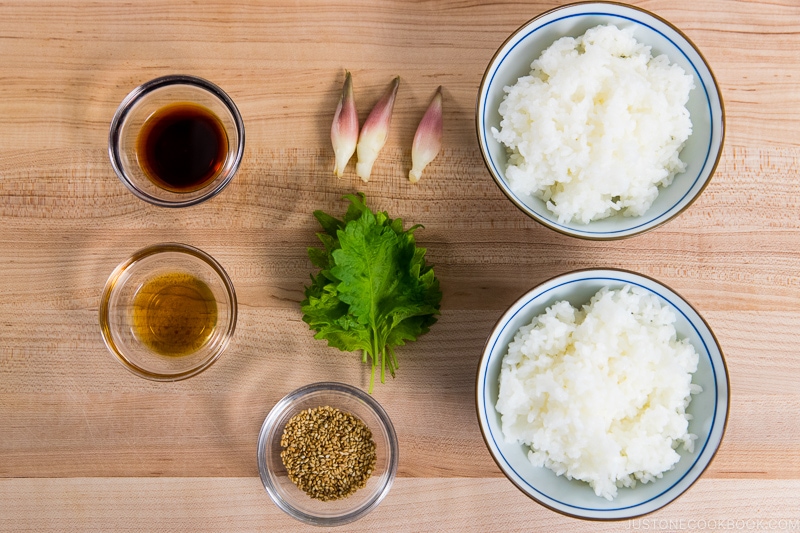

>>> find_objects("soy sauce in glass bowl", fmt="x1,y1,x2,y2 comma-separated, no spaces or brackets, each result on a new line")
108,75,245,207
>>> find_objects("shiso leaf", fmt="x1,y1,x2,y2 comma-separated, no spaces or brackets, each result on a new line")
301,193,442,392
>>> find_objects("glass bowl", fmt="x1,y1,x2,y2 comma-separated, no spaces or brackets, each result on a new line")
108,74,245,207
257,382,399,526
99,243,237,381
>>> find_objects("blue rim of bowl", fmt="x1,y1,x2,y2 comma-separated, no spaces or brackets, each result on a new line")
98,242,238,381
108,74,246,208
475,268,730,520
257,382,399,527
475,1,725,240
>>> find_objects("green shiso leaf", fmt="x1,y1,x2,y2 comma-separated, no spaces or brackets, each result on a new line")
300,193,442,392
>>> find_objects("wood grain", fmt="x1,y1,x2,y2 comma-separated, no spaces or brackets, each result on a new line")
1,478,798,532
1,0,799,530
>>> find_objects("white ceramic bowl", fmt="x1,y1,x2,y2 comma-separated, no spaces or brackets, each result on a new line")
476,2,724,239
476,269,729,519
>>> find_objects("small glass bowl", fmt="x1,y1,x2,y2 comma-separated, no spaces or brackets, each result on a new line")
99,243,237,381
108,74,245,207
257,382,399,527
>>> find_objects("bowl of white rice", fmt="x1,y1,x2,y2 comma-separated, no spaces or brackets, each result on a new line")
475,269,729,519
476,2,724,239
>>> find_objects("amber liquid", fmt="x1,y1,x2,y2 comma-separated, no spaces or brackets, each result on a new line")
131,272,218,357
136,103,228,192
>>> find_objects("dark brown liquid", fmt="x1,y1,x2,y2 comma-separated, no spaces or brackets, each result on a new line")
137,103,228,192
131,272,218,357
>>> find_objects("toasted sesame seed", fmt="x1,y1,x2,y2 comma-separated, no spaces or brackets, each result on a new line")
280,405,377,501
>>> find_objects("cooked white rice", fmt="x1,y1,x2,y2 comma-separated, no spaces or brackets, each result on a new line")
495,285,701,500
491,24,694,224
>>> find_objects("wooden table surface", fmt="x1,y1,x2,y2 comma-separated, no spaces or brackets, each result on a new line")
1,0,799,530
